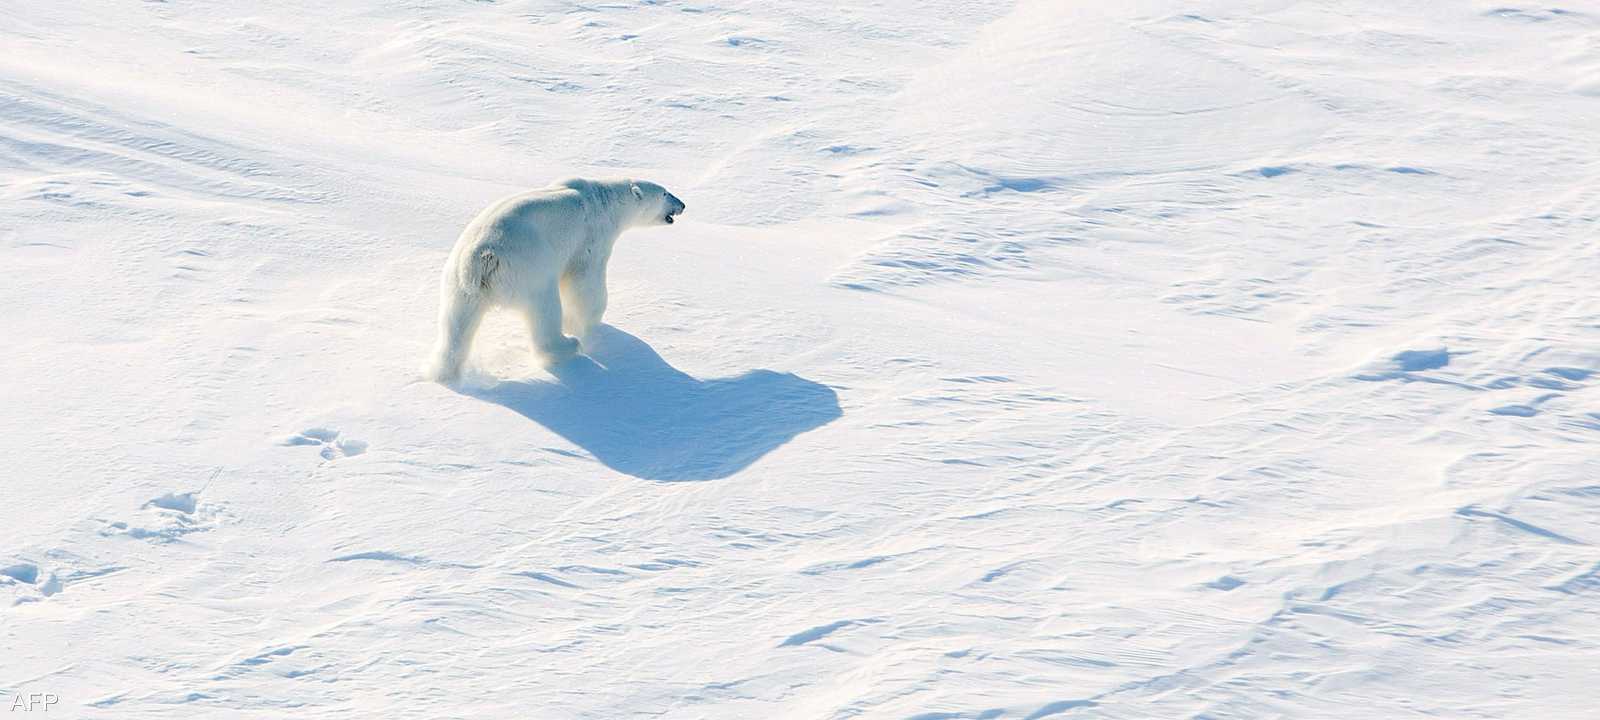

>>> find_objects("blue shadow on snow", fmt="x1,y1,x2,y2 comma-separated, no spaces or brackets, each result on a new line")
468,326,840,482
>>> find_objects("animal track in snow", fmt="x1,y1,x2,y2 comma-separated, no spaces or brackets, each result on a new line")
146,491,198,514
100,489,225,543
280,427,368,460
3,555,128,604
2,561,63,603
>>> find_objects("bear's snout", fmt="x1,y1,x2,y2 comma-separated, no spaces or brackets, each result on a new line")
664,192,686,224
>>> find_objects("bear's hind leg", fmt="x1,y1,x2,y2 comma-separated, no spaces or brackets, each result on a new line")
559,268,608,344
428,289,488,383
526,282,580,365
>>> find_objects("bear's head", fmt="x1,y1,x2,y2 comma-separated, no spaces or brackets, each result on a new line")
628,181,686,227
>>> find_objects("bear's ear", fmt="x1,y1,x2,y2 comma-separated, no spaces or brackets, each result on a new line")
630,183,643,200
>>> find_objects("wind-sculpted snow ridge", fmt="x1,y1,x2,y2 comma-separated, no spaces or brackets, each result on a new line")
3,1,1599,718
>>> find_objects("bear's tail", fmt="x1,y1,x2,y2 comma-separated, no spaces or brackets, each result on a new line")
459,249,500,296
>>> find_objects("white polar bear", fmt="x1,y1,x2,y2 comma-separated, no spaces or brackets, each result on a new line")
427,177,686,382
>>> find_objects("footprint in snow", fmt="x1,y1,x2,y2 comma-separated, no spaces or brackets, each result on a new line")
100,489,225,543
280,427,367,460
2,562,63,603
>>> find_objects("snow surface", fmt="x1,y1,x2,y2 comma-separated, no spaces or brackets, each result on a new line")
4,1,1599,717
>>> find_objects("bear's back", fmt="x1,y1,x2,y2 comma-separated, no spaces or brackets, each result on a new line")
472,187,583,234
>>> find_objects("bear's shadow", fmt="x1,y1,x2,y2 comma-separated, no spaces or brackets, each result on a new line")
467,326,841,482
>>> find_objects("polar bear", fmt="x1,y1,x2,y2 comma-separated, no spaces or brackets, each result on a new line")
427,178,686,382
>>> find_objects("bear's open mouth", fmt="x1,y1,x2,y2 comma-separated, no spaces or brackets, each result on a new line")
663,193,685,224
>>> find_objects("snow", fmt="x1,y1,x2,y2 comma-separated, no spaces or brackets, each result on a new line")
3,1,1598,717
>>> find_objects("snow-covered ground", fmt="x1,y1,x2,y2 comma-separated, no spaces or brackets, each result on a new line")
4,1,1599,717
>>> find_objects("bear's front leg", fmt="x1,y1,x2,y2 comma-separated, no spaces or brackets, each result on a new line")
526,282,580,365
559,266,608,344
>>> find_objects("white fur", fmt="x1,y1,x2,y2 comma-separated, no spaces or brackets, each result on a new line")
427,178,684,382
